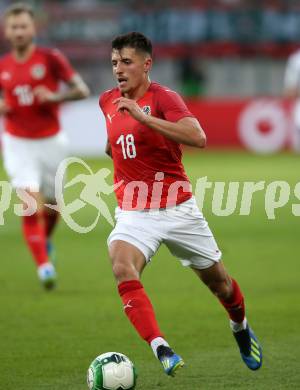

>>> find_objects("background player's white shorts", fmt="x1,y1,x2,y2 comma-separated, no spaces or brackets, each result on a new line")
2,132,68,200
108,196,222,270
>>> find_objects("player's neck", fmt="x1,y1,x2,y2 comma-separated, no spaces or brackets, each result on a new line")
124,79,151,101
12,43,36,62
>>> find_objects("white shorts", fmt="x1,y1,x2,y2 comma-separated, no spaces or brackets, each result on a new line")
2,132,68,200
108,197,222,270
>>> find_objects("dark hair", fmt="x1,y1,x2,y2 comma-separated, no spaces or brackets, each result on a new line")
112,32,152,56
4,2,34,19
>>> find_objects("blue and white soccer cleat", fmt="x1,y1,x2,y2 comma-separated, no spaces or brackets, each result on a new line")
37,262,57,290
233,325,262,370
46,240,56,265
156,346,185,377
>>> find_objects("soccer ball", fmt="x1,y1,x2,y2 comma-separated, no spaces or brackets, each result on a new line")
87,352,137,390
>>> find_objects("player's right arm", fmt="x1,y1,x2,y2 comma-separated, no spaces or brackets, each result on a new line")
114,88,206,148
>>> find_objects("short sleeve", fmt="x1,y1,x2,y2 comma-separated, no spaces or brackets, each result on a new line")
156,87,195,122
284,54,300,90
49,49,76,83
99,94,106,120
99,89,115,115
99,91,109,115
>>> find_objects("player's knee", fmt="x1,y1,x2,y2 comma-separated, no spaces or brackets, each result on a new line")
208,279,232,300
112,261,138,283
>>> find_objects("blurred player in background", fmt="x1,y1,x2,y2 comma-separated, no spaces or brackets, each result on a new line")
0,3,89,289
284,48,300,151
99,32,262,377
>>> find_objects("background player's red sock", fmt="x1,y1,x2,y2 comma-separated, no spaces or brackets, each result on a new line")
43,209,59,238
22,213,48,267
219,278,245,323
118,280,163,344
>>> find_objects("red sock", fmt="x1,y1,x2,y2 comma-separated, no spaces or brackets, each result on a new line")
118,280,163,344
43,209,59,238
22,213,48,267
219,278,245,323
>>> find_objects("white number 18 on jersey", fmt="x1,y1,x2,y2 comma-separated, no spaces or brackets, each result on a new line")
116,134,137,159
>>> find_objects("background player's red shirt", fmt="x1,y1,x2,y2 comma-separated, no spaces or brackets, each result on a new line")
0,47,75,138
99,82,194,210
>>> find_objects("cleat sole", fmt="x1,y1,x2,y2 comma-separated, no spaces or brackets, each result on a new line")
42,278,56,290
169,360,185,377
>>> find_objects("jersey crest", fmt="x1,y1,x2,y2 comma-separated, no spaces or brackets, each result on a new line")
31,63,46,80
142,105,151,115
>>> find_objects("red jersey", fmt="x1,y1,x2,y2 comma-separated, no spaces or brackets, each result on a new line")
0,47,75,138
99,82,194,210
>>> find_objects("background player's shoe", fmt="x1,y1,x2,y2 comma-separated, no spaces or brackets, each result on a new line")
156,345,184,377
37,262,57,290
233,324,262,370
46,240,56,265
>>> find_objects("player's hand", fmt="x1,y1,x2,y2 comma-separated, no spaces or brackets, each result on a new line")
33,85,58,104
0,99,11,115
113,97,148,123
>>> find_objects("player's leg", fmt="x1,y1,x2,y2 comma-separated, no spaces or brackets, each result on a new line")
164,196,262,370
40,132,69,262
43,202,59,238
109,239,161,345
108,214,184,376
192,262,262,370
192,262,244,323
1,133,55,289
21,189,56,289
43,201,59,263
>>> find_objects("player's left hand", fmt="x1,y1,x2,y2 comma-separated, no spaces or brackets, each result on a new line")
33,85,58,104
113,97,148,123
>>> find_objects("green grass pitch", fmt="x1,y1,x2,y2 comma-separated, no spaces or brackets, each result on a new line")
1,151,300,389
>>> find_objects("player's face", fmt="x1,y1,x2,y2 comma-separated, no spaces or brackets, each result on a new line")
111,48,152,95
5,12,36,50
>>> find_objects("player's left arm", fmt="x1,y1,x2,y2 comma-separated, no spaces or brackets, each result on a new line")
55,73,90,102
0,64,10,115
113,97,206,148
34,73,90,104
141,115,206,148
34,49,90,104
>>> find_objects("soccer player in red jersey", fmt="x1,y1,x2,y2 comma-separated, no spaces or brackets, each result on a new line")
99,32,262,376
0,3,89,289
